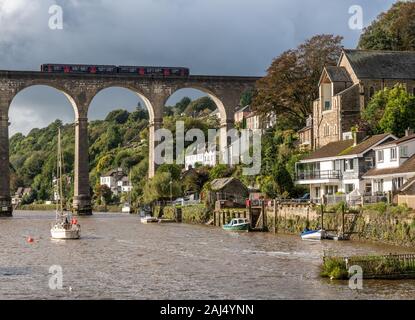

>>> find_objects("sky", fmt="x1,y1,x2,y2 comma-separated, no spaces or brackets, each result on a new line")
0,0,397,135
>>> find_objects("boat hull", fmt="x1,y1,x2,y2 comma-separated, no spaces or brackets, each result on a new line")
140,217,159,224
51,228,80,239
301,229,325,240
222,223,250,231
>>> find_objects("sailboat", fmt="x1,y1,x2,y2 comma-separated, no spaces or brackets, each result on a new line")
50,128,81,240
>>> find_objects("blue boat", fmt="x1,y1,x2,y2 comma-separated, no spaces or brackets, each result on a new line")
301,228,325,240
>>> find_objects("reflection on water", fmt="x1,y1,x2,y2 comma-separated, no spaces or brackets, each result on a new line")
0,211,414,299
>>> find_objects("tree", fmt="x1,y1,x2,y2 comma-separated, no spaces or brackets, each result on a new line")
358,1,415,51
253,34,343,128
209,164,233,180
142,172,181,204
240,89,254,107
105,109,130,124
94,184,112,205
361,84,415,137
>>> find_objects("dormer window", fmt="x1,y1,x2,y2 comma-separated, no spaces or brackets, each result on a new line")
377,150,384,162
390,147,397,161
400,146,408,157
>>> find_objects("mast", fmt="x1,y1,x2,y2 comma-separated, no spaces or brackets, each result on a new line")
58,128,64,213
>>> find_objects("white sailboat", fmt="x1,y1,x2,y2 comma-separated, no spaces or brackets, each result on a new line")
50,128,81,240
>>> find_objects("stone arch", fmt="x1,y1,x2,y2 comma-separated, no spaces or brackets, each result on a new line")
8,82,79,119
85,83,155,122
164,85,228,123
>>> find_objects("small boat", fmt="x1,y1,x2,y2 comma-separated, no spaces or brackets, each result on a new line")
222,218,250,231
140,215,159,224
121,202,133,213
300,228,325,240
51,128,81,240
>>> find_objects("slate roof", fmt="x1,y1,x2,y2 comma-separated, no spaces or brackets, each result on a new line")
325,66,352,82
302,140,354,160
340,134,393,155
302,134,394,161
210,177,247,192
375,133,415,148
343,49,415,79
363,154,415,177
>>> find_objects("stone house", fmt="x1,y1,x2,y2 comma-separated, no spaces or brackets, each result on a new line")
100,168,131,196
209,177,248,206
307,49,415,150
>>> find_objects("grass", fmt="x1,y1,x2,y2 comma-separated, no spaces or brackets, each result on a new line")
321,254,415,279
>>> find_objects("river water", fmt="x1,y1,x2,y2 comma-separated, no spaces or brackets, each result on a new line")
0,211,414,299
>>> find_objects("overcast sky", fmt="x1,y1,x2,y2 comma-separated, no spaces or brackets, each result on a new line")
0,0,396,135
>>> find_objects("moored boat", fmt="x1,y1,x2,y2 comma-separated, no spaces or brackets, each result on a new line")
300,228,325,240
121,203,133,213
222,218,250,231
140,215,159,224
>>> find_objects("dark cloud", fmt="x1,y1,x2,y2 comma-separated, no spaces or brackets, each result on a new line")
0,0,396,135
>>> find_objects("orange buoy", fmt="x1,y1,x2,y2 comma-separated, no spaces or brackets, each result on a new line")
27,237,34,243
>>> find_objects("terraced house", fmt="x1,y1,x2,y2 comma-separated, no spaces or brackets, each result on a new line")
295,133,396,202
305,49,415,150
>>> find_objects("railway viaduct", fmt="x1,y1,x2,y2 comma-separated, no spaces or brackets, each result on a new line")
0,70,259,216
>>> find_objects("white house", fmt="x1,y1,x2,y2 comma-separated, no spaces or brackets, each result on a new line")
185,143,218,170
363,132,415,195
295,133,396,201
100,168,132,195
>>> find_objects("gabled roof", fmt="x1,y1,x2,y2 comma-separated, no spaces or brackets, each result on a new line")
210,177,247,191
302,133,395,161
340,134,395,155
320,66,352,84
302,140,354,160
235,105,251,113
374,133,415,148
363,154,415,178
342,49,415,79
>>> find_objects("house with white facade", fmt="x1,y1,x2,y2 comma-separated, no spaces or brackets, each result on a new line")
100,168,132,196
185,143,218,170
363,132,415,195
295,133,396,201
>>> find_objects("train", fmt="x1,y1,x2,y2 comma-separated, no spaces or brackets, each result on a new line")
40,64,190,77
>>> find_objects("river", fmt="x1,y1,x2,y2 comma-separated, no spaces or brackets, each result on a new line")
0,211,414,299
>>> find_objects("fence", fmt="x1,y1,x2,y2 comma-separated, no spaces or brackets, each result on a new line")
310,194,389,207
342,254,415,279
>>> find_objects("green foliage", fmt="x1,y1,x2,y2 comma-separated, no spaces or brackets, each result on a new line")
358,1,415,51
321,257,349,280
142,171,182,204
361,84,415,136
105,109,130,124
208,164,233,180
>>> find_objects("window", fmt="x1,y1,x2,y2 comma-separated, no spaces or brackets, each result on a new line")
377,150,384,162
390,147,397,161
375,179,384,193
365,183,372,195
369,86,375,98
324,185,338,195
365,157,374,168
344,159,354,171
324,101,331,111
392,177,404,191
345,184,355,193
400,146,408,157
315,187,320,198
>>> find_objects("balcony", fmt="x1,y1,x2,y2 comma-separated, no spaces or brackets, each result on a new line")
296,170,341,181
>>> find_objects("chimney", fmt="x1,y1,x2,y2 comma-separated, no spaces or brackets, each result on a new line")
405,128,413,136
353,131,366,146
